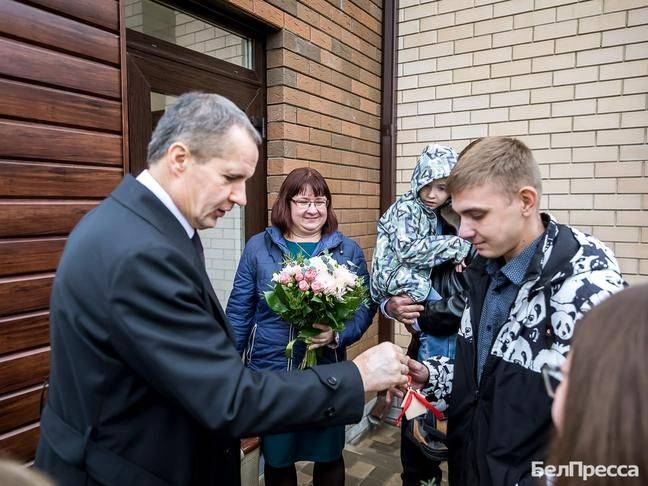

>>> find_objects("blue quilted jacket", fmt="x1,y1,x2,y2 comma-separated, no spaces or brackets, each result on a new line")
226,226,377,371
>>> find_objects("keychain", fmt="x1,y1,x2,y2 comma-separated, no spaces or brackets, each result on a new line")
395,376,444,426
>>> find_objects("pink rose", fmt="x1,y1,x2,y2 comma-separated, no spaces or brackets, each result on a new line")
279,273,291,285
294,272,304,282
311,281,323,293
304,269,317,282
298,280,309,291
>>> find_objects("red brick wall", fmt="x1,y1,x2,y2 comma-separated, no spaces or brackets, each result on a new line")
225,0,385,358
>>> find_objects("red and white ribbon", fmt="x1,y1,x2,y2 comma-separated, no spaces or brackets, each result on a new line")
395,376,444,426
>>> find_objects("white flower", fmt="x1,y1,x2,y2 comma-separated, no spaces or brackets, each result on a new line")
315,272,337,295
283,264,301,276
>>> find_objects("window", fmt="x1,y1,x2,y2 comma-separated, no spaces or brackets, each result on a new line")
125,0,253,69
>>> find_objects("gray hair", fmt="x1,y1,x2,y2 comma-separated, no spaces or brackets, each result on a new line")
147,92,261,164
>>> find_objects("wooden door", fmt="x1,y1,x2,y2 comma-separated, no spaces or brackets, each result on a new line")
126,23,267,240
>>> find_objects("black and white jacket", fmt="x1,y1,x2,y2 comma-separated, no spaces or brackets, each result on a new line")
421,214,626,486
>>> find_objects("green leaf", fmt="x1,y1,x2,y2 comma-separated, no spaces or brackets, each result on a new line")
285,338,298,359
264,290,288,313
298,327,321,338
324,310,340,328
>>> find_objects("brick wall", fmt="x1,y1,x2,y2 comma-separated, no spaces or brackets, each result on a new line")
173,12,250,68
222,0,385,358
129,0,385,355
395,0,648,347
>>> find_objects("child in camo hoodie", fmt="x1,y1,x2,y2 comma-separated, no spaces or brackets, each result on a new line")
371,144,470,361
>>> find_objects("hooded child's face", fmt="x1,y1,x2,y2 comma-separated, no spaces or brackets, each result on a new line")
418,178,449,209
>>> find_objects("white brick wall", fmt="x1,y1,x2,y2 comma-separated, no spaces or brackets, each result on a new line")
126,0,251,68
396,0,648,345
174,15,251,68
200,206,245,304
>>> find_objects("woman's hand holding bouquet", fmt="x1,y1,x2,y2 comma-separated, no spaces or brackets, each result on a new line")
264,253,369,369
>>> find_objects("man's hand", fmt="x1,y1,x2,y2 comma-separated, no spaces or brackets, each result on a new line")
386,295,424,325
353,342,409,392
386,358,432,400
309,323,335,350
408,359,430,390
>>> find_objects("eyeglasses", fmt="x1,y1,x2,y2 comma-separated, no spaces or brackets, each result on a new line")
541,364,564,399
291,198,328,209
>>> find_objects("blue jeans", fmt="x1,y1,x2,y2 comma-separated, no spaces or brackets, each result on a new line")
416,287,457,362
418,333,457,362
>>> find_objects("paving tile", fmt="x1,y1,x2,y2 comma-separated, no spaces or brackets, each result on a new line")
295,470,312,486
367,465,398,481
345,476,363,486
297,461,313,475
346,460,376,479
292,423,449,486
385,472,403,485
370,441,397,454
372,434,398,446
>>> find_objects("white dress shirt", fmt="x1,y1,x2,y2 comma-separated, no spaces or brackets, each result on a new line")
136,169,195,239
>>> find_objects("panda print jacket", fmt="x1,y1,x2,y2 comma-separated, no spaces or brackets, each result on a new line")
422,213,626,486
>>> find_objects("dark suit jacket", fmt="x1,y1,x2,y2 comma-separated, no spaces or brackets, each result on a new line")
34,176,364,485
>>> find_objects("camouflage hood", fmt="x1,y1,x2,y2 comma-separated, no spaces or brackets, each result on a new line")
410,144,458,207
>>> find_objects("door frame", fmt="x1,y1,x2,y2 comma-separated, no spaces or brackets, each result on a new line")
125,5,267,240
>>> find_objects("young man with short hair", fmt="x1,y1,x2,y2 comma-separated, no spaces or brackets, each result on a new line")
394,137,626,485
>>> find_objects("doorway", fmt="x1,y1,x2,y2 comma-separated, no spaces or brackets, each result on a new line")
125,0,266,302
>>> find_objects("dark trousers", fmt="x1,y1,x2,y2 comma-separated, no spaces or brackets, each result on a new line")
400,417,442,486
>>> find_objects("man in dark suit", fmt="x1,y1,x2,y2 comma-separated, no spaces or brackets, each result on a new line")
35,93,408,486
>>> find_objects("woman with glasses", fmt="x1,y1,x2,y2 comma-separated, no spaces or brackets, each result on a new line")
226,167,376,486
542,284,647,486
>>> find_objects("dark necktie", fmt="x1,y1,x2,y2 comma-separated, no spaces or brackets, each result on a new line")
191,231,205,266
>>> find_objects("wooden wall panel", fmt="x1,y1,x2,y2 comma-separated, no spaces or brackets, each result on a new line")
0,424,40,463
0,79,122,132
26,0,119,32
0,387,43,434
0,349,50,396
0,162,123,198
0,202,96,238
0,312,50,356
0,240,65,277
0,275,54,318
0,120,122,166
0,0,119,64
0,0,125,461
0,37,120,99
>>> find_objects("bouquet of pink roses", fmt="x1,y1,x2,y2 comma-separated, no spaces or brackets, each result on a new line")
264,252,369,369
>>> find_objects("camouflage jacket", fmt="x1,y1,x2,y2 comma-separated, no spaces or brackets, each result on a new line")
370,144,471,303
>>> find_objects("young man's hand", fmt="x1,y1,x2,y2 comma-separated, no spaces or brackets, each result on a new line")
408,359,430,389
387,357,430,399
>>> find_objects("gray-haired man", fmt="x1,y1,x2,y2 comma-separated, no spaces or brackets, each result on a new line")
35,93,408,486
